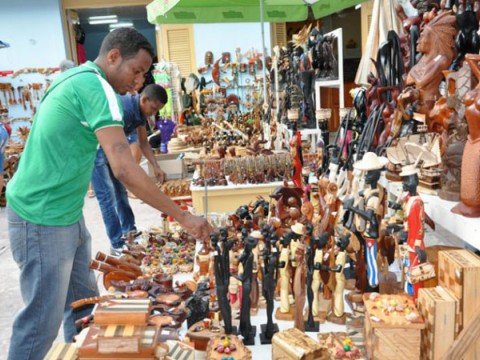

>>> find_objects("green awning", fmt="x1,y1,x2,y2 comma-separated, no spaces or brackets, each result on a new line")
147,0,367,24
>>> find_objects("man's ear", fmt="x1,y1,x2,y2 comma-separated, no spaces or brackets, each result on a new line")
106,49,122,66
140,96,149,106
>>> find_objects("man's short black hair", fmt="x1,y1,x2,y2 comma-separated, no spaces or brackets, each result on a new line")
141,84,168,105
99,27,154,60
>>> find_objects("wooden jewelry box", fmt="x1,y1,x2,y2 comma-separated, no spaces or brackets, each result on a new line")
93,298,151,325
77,324,158,359
271,328,327,360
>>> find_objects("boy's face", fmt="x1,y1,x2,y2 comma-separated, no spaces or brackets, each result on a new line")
140,98,164,117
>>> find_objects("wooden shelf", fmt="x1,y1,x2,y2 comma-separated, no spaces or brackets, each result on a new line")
380,176,480,250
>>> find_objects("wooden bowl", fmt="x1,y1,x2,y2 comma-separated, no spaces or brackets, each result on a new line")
153,274,173,289
155,293,182,306
103,271,134,290
126,290,148,299
149,314,174,327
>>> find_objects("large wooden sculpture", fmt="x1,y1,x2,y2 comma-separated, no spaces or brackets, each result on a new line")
403,11,457,116
452,53,480,217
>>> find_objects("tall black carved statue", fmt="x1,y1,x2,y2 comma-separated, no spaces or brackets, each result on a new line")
260,232,280,344
304,223,319,331
234,236,258,345
212,231,234,334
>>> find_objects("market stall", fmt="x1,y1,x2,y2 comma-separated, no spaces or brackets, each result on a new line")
6,0,480,360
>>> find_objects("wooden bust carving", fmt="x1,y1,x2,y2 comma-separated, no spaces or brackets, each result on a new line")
452,53,480,217
405,11,457,115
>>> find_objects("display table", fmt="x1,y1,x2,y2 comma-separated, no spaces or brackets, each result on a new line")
191,181,285,214
380,175,480,250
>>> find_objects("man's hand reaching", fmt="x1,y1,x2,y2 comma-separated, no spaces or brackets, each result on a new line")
177,212,213,242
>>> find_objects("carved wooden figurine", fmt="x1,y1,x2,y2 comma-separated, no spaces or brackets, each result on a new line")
234,236,258,345
400,165,427,303
343,152,386,293
293,242,306,332
195,238,211,281
304,223,319,332
312,233,330,318
276,233,294,320
260,232,280,344
325,234,350,324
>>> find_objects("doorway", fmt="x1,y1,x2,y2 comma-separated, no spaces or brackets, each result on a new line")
61,1,156,63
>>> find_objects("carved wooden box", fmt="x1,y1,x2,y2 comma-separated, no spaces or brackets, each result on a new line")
272,328,327,360
78,324,158,359
417,287,457,360
93,298,151,325
363,293,425,360
438,249,480,360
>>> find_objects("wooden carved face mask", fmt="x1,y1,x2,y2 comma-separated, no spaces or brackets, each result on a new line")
205,51,214,66
222,52,231,64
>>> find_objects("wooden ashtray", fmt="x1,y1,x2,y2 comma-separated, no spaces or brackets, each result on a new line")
126,290,148,299
153,274,173,289
103,271,134,290
183,280,197,293
187,320,225,351
149,314,174,327
174,286,193,300
156,293,182,306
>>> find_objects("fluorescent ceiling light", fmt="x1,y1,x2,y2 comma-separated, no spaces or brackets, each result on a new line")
109,22,134,29
89,15,117,20
88,15,118,25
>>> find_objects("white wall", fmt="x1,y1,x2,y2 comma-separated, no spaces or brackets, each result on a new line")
0,0,66,71
193,22,271,67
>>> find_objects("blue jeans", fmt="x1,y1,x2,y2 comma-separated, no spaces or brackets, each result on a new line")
90,148,136,248
7,206,99,360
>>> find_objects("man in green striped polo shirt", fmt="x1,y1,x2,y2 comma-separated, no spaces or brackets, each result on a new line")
6,28,212,360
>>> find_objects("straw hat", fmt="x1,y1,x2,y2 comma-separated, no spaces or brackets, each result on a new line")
399,164,419,177
353,152,388,171
291,222,305,236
